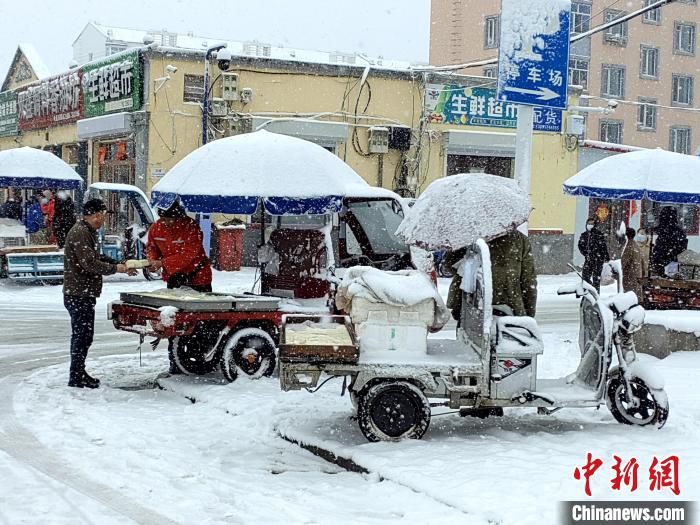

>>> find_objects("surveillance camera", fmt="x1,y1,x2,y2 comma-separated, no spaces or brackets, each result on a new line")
216,48,233,71
165,64,178,74
607,99,619,109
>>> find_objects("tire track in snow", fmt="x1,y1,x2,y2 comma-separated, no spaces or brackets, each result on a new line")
0,351,179,525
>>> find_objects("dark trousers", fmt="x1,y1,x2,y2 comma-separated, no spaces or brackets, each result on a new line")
166,282,212,293
64,295,96,381
582,264,602,292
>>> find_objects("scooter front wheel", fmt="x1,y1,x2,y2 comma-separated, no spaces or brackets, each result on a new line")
606,373,669,429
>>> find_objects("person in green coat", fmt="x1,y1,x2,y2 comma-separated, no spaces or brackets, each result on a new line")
445,229,538,319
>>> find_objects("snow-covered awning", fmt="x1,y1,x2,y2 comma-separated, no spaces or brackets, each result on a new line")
564,148,700,204
0,147,83,190
151,130,398,215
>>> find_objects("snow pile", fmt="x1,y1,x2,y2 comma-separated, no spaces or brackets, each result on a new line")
644,310,700,335
396,173,531,251
499,0,569,63
158,306,178,327
0,218,26,238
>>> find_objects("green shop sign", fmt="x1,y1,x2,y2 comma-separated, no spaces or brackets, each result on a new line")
82,50,141,117
0,90,18,137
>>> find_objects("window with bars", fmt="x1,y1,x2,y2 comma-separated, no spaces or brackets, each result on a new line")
640,46,659,78
670,126,692,154
637,98,657,131
571,2,592,33
672,74,694,105
604,10,629,45
484,15,500,48
600,120,623,143
601,65,625,97
643,0,661,24
569,57,589,90
674,22,696,55
183,74,205,103
483,66,497,78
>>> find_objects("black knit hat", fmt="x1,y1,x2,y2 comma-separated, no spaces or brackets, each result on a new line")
83,198,108,216
158,200,187,218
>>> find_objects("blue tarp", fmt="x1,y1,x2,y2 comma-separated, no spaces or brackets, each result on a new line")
562,185,700,204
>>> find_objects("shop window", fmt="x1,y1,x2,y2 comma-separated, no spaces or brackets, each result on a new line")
672,74,693,105
637,98,657,131
446,155,514,178
674,21,696,55
603,10,629,46
183,74,205,103
642,200,699,235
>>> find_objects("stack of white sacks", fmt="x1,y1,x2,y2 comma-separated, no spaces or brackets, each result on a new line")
336,267,450,356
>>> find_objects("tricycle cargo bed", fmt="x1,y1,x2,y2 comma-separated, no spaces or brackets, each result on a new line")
119,290,281,312
279,315,359,365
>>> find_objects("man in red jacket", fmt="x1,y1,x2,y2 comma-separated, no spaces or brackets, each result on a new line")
146,200,212,292
147,200,213,375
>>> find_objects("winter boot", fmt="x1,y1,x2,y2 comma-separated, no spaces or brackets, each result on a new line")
81,372,100,389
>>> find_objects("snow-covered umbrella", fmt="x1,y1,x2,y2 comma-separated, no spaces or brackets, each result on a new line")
0,147,83,189
564,148,700,204
396,173,531,251
151,130,396,215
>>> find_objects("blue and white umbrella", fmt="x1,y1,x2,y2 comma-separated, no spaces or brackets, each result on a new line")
151,130,395,215
0,147,83,189
564,148,700,204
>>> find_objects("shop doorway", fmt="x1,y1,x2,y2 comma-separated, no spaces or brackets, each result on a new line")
97,140,136,234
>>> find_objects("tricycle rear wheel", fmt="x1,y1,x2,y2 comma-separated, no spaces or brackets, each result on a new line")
357,381,431,442
220,328,277,382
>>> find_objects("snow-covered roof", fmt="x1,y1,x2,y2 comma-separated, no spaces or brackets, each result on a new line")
17,43,51,80
81,22,414,70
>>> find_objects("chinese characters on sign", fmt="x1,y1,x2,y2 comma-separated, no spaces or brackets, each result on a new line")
82,51,141,117
17,71,82,131
574,453,680,497
425,84,562,133
0,91,18,137
497,0,571,109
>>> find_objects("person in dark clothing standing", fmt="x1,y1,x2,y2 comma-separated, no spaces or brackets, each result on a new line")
651,207,688,277
53,190,77,249
0,190,22,220
63,199,131,388
578,218,610,292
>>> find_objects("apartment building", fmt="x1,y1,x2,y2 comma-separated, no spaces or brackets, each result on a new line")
431,0,700,153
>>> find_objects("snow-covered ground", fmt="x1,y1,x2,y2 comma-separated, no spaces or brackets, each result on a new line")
0,270,697,524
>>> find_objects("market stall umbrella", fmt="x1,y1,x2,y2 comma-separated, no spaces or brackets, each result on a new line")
396,173,531,251
151,130,396,215
564,148,700,204
0,147,83,189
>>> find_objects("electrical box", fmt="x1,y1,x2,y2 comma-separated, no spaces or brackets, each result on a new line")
368,126,389,154
567,114,586,137
230,116,252,135
389,126,411,151
210,98,228,117
221,72,239,101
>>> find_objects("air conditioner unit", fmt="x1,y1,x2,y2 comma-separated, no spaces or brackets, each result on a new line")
210,98,228,117
221,72,239,101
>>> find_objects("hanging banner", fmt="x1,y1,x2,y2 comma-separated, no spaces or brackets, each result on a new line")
82,50,141,117
425,84,562,133
17,70,83,131
0,91,18,137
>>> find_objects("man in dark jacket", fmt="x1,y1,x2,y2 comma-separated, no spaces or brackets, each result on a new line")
578,218,610,292
446,229,538,319
63,199,130,388
0,191,22,220
53,190,77,249
651,207,688,276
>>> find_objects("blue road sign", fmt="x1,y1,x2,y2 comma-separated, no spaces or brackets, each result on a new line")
497,0,571,110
